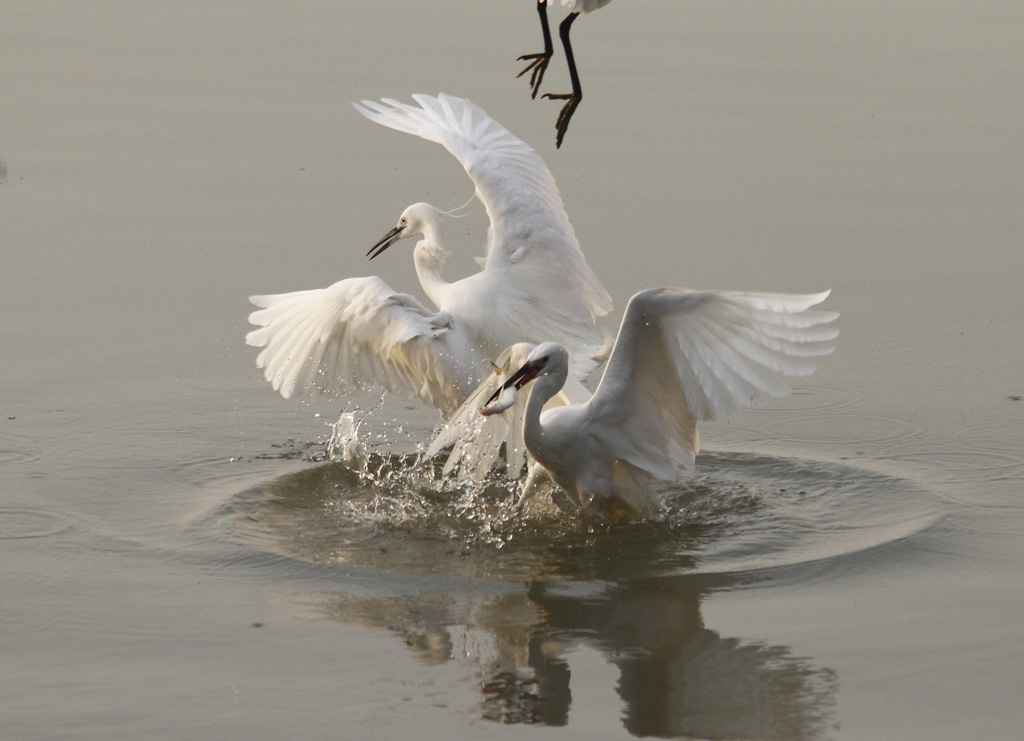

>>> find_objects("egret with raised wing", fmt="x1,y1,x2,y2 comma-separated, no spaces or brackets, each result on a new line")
518,0,613,147
479,288,839,517
246,94,612,418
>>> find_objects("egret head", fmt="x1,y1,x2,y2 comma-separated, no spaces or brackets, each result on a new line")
481,342,568,415
368,202,443,260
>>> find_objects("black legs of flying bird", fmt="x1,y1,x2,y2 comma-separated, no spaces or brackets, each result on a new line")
518,1,584,149
545,13,582,148
517,0,554,98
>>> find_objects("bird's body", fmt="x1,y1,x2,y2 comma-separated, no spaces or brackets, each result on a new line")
518,0,613,147
480,289,839,517
246,94,611,417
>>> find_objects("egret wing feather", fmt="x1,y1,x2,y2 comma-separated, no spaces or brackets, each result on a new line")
589,288,838,478
425,348,526,481
246,277,477,416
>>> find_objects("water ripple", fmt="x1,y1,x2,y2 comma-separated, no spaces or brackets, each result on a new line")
227,450,943,583
0,508,73,540
0,449,41,465
756,410,931,446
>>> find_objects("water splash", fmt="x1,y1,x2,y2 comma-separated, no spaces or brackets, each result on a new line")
230,448,942,584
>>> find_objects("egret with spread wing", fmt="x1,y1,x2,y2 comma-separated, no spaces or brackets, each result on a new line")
479,289,839,517
518,0,613,147
246,94,611,418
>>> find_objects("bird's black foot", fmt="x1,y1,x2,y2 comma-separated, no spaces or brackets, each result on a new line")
517,52,551,99
543,93,580,148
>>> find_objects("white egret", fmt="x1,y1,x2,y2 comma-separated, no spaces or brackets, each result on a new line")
479,288,839,517
518,0,613,147
246,94,612,417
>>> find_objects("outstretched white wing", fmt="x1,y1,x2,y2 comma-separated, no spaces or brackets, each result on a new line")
426,343,592,482
246,276,479,417
352,93,613,325
590,288,839,478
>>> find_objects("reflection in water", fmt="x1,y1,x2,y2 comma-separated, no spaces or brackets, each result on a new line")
222,453,922,737
308,575,838,738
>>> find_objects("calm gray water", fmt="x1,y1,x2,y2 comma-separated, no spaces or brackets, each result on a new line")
3,1,1022,738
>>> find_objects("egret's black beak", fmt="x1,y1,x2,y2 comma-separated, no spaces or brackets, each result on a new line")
485,359,542,407
367,225,404,260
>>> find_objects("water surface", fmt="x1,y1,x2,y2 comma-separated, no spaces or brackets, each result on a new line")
2,1,1022,738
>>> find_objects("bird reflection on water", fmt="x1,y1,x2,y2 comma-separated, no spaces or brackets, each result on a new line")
230,455,856,738
306,577,840,738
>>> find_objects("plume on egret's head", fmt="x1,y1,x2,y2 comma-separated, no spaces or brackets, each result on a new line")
441,191,475,220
